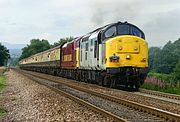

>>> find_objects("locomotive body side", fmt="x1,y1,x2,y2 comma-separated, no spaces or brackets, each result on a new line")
61,40,76,68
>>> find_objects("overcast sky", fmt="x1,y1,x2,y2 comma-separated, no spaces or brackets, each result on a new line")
0,0,180,47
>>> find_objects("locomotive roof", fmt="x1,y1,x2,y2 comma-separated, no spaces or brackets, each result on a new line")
82,21,144,40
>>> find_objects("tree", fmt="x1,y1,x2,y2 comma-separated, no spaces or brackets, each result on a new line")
148,38,180,74
51,36,73,48
19,39,51,60
157,41,176,73
0,43,10,66
148,47,161,72
173,59,180,81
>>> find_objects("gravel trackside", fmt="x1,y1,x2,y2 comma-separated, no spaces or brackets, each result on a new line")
0,70,113,122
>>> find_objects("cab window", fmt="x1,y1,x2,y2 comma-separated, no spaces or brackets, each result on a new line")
131,26,142,38
118,24,129,35
104,26,116,38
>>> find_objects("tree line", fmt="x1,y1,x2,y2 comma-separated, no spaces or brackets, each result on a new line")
148,38,180,81
19,37,73,61
0,43,10,66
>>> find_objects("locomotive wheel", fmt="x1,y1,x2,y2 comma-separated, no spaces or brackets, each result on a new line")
110,77,116,88
98,75,103,86
135,81,140,91
80,71,84,82
103,76,110,87
75,72,80,81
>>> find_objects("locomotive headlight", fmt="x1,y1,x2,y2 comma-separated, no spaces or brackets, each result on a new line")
126,54,131,59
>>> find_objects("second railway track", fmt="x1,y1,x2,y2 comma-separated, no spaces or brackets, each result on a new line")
139,88,180,100
15,69,180,122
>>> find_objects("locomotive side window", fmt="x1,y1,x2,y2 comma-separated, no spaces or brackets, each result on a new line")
85,43,88,51
85,43,88,60
91,39,93,46
85,52,87,60
104,26,116,38
118,24,129,35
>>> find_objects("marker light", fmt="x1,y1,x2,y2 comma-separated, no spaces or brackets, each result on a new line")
126,54,131,59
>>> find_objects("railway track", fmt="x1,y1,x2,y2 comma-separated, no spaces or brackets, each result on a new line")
23,69,179,110
16,69,127,122
139,88,180,100
70,78,180,106
16,69,180,122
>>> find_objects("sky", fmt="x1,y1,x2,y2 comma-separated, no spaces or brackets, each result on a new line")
0,0,180,47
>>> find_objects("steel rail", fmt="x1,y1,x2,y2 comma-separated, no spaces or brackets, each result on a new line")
17,69,128,122
139,88,180,100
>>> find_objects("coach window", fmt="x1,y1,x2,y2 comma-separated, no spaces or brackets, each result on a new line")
104,26,116,38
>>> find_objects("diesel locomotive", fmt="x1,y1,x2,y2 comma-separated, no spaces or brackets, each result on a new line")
19,21,148,90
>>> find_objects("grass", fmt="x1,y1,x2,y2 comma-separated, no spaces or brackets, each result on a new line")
0,75,6,92
0,75,7,117
142,72,180,95
141,81,180,95
0,108,7,117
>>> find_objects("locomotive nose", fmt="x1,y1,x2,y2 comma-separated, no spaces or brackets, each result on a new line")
105,35,148,68
116,41,140,54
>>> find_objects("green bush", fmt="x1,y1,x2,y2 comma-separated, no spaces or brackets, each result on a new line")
0,108,7,117
147,72,173,83
141,83,180,95
143,72,180,94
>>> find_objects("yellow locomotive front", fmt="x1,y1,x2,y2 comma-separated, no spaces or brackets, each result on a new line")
102,22,148,89
106,36,148,68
